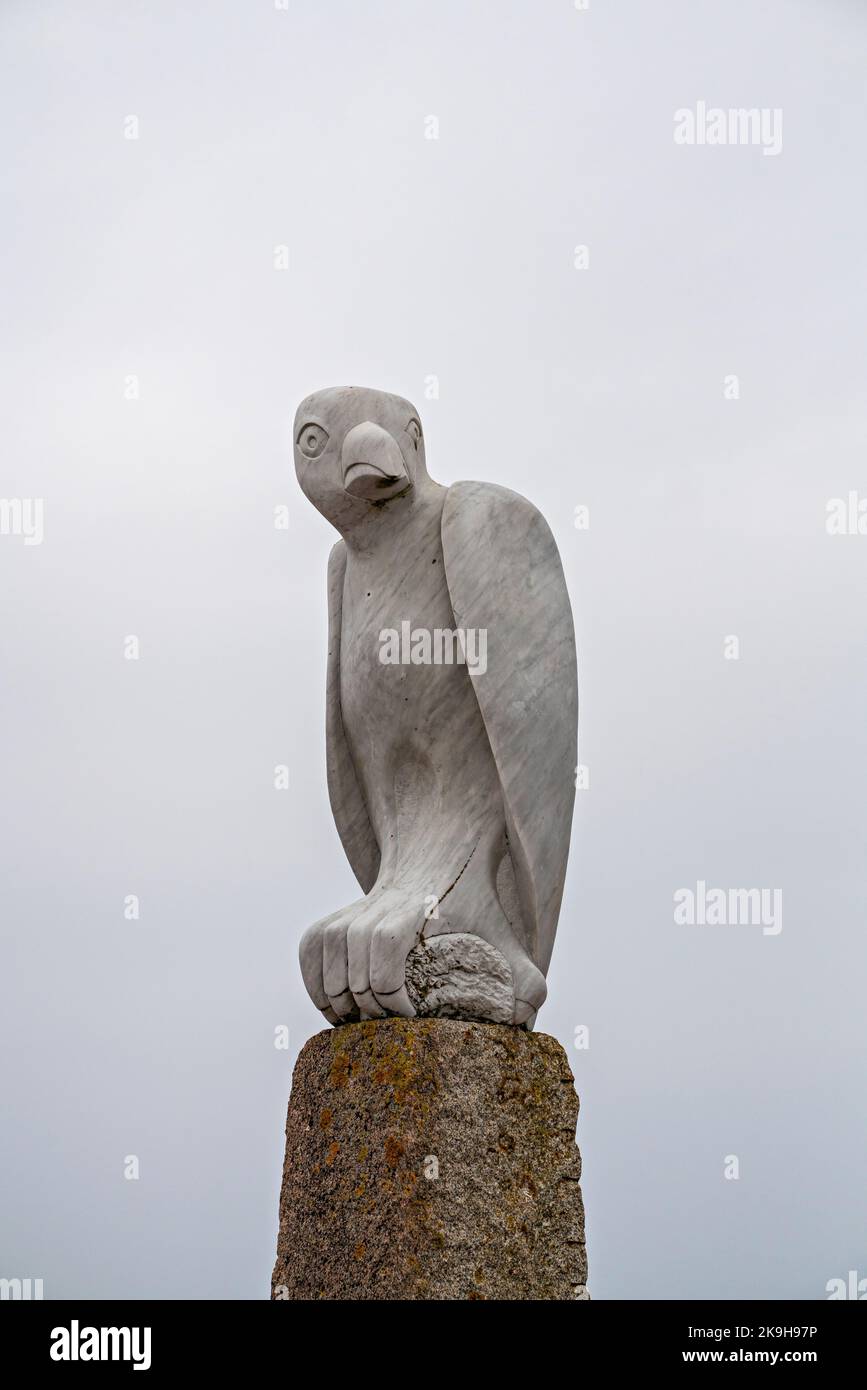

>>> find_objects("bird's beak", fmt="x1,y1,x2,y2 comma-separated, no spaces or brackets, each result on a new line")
341,421,411,502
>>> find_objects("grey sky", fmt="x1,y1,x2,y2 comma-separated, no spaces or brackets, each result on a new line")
1,0,865,1299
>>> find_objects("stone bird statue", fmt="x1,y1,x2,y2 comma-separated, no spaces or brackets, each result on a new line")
294,386,578,1028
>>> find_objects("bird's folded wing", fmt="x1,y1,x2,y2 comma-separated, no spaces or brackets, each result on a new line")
441,481,578,972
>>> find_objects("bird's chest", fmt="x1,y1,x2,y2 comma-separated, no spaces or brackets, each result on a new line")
339,546,464,748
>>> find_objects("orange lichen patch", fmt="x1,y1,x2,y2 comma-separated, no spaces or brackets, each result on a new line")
368,1020,444,1110
319,1108,333,1130
324,1141,340,1166
372,1041,418,1101
353,1180,366,1198
329,1048,350,1089
354,1242,366,1260
384,1134,405,1168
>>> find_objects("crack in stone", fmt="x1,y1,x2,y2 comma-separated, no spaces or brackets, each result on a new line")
437,841,478,906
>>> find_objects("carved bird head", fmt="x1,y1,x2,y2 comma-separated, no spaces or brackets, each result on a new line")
293,386,432,532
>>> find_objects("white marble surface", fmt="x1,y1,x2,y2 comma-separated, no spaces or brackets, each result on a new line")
295,386,578,1027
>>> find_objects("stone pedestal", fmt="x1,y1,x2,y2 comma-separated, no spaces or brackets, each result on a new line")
271,1018,588,1300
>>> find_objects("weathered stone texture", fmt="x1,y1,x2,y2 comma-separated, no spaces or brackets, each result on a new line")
271,1018,588,1300
405,933,514,1023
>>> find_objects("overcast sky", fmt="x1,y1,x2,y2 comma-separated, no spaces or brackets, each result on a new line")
2,0,866,1300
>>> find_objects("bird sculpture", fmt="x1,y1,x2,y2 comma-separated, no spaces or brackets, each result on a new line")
294,386,578,1029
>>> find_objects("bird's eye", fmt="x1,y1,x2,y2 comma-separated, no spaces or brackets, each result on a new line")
297,422,329,459
407,419,422,449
